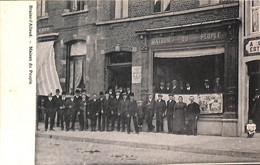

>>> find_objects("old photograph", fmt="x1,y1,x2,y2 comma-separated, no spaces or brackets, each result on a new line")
35,0,260,164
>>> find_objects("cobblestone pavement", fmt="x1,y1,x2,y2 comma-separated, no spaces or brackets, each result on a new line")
35,137,259,165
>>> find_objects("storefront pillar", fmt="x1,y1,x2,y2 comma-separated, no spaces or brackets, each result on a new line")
148,48,153,93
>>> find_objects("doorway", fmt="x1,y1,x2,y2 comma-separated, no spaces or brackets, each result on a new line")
105,51,132,90
248,60,260,132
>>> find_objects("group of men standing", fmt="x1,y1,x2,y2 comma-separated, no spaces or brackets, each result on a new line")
37,88,201,135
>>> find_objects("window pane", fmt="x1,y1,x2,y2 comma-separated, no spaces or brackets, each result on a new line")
199,0,209,6
163,0,170,11
211,0,219,5
122,0,128,18
154,0,161,12
252,8,259,32
252,0,260,7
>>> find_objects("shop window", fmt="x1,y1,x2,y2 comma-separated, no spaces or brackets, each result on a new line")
67,0,86,12
66,41,86,93
154,0,170,13
251,0,260,32
199,0,220,6
153,54,224,94
115,0,128,19
37,0,48,17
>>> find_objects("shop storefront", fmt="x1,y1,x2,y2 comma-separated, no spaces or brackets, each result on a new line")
137,19,240,136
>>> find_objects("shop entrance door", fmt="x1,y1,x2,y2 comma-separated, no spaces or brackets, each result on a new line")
248,60,260,132
108,65,132,89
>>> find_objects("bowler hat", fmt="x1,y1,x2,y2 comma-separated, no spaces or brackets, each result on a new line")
75,89,80,93
99,91,104,95
56,89,60,93
115,89,120,93
158,94,163,97
129,93,134,97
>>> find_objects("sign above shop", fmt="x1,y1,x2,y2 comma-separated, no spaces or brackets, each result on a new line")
38,26,52,34
244,37,260,56
150,31,226,46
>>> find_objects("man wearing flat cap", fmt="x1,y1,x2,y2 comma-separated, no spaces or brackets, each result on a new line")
154,94,166,132
101,91,112,131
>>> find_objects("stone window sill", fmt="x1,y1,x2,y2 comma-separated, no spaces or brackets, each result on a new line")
37,16,49,21
62,10,88,17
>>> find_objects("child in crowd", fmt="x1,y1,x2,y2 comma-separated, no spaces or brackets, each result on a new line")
246,119,256,138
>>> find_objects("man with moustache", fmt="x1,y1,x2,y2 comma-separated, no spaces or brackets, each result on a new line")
70,89,82,131
166,93,176,133
143,93,155,132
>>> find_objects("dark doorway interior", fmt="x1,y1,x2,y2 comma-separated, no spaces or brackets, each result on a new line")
248,60,260,132
108,65,131,89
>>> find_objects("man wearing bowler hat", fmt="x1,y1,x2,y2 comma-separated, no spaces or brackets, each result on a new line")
154,94,166,132
126,93,139,134
102,91,112,131
65,94,75,131
45,93,55,131
59,92,67,130
97,92,104,131
143,93,155,132
88,93,99,131
70,89,82,131
53,89,61,127
166,93,176,133
111,89,121,131
118,92,129,132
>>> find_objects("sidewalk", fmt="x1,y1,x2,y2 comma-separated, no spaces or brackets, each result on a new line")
36,123,260,159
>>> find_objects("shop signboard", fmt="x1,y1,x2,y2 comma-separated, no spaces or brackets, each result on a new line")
155,93,223,114
132,66,142,83
244,37,260,56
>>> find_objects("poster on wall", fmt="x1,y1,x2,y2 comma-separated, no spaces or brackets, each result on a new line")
198,93,223,114
132,66,142,83
155,93,223,114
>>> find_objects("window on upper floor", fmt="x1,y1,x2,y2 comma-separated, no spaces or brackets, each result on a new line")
251,0,260,33
199,0,220,6
154,0,170,13
115,0,129,19
37,0,48,18
67,0,86,12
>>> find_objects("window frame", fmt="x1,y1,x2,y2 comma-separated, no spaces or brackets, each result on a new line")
250,0,260,33
68,0,86,12
199,0,220,7
37,0,48,18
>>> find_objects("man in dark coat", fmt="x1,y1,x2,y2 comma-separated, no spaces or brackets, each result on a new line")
45,93,56,131
101,91,111,131
165,82,171,94
154,94,166,132
202,79,212,93
186,96,200,135
52,89,61,127
143,93,155,132
78,93,88,131
65,95,75,131
118,92,129,132
126,93,139,134
171,80,181,94
156,81,165,93
59,92,67,130
166,93,176,133
183,82,193,94
88,93,99,131
97,92,104,131
70,89,82,131
111,90,121,131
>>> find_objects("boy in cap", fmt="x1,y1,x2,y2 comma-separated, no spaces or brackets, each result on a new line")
166,93,176,133
118,92,129,132
143,93,155,132
88,93,99,131
70,89,82,131
154,94,166,133
65,94,75,131
59,92,67,130
126,93,139,134
45,93,55,131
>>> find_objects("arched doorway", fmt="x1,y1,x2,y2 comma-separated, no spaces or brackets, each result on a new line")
105,51,132,90
247,60,260,132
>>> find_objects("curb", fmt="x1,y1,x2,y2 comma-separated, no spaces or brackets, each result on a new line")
36,133,260,159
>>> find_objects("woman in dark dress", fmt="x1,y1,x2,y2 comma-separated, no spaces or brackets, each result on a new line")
173,96,187,134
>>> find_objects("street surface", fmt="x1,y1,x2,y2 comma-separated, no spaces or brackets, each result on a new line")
35,137,259,164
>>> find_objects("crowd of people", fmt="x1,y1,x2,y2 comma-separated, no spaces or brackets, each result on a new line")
155,78,222,94
37,87,201,135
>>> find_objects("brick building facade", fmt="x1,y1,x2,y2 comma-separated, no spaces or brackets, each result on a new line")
37,0,241,136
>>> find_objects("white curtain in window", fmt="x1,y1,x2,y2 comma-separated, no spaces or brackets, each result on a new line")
122,0,128,18
74,59,83,89
69,58,83,92
115,0,122,19
70,41,86,56
163,0,170,11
